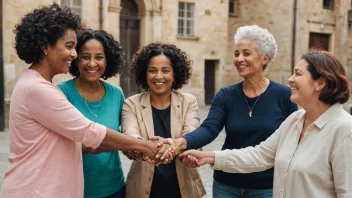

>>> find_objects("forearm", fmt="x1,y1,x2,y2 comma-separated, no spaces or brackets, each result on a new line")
174,137,188,152
183,125,219,149
213,148,274,173
97,128,153,153
203,151,215,165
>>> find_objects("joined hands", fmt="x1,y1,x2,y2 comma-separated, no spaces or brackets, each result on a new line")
122,136,215,168
122,136,177,166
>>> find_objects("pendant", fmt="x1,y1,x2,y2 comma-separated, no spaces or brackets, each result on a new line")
249,111,252,117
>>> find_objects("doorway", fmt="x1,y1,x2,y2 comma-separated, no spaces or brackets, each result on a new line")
309,33,330,51
120,0,140,97
204,60,218,105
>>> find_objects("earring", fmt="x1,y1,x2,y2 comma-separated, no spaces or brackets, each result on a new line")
44,52,47,56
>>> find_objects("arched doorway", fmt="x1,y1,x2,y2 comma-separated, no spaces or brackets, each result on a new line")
120,0,140,97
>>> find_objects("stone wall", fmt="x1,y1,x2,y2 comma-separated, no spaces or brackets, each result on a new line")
160,0,229,106
4,1,53,99
296,0,351,66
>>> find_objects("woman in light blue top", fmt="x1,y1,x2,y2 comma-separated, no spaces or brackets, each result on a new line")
58,29,125,198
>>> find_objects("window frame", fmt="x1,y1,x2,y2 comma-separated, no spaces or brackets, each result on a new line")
177,2,195,37
323,0,334,10
229,0,235,14
228,0,239,17
60,0,83,15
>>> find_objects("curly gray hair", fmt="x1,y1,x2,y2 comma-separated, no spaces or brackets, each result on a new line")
234,25,277,70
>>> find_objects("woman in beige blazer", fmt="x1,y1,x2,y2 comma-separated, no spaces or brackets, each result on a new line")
121,43,206,198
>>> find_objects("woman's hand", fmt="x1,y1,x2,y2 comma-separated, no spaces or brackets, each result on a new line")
122,150,144,160
179,150,215,168
139,139,164,162
164,138,188,156
150,136,187,157
155,144,175,165
149,136,175,165
122,136,160,161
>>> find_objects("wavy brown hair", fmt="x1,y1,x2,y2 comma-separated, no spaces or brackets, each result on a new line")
302,50,350,105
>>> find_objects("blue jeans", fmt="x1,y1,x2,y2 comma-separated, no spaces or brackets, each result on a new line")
213,180,272,198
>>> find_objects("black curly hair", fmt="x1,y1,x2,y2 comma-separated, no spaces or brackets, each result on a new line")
131,42,192,90
69,29,124,80
14,3,84,64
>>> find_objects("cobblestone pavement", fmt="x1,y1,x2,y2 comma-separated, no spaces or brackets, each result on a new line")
0,106,225,197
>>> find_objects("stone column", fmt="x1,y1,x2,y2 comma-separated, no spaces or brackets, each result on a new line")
333,0,350,66
295,0,309,64
105,0,121,86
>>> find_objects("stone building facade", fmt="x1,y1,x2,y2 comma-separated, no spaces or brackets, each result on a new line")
1,0,352,128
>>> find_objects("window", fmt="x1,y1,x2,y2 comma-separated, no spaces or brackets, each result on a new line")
178,2,195,37
229,0,235,14
309,33,330,51
61,0,82,15
229,0,239,16
323,0,334,10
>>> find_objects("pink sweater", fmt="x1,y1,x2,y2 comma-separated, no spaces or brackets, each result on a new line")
0,69,107,198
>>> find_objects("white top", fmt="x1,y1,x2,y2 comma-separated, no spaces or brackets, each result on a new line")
213,103,352,198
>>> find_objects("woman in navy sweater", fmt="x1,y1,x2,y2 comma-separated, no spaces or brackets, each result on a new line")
160,25,298,197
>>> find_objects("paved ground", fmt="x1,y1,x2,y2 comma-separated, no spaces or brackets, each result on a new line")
0,106,225,197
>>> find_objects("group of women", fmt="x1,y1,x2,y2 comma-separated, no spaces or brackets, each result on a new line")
0,3,351,198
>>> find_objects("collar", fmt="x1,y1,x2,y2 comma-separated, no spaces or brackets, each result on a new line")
314,103,342,129
295,103,342,130
140,90,181,109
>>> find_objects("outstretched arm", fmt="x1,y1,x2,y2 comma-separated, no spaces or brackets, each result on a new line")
180,121,287,173
28,82,161,160
164,89,229,155
179,150,215,168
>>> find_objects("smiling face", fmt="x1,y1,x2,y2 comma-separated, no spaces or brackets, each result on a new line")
45,28,77,75
77,39,107,83
233,39,268,78
146,54,174,96
288,59,323,106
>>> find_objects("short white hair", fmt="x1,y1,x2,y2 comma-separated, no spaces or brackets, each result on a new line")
234,25,277,70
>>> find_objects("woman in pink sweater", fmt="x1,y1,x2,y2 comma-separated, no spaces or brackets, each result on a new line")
0,3,160,198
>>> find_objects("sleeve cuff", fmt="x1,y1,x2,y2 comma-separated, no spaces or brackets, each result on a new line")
183,134,197,150
82,123,107,149
212,150,228,171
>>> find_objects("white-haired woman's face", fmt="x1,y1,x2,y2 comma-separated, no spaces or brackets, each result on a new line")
233,39,268,78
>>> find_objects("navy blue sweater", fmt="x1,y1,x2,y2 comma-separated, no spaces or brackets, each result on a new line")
183,81,298,189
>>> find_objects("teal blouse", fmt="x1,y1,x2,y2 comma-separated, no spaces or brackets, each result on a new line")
58,79,125,198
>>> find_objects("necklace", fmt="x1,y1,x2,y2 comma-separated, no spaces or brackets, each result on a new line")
244,94,261,118
77,78,102,118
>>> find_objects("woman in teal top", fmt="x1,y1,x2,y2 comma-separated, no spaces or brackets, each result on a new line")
58,29,125,198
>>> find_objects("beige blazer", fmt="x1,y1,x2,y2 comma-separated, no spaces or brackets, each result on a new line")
121,91,206,198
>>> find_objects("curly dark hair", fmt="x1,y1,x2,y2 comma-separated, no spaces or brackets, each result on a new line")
14,3,84,64
130,42,192,90
69,29,124,80
302,50,350,105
